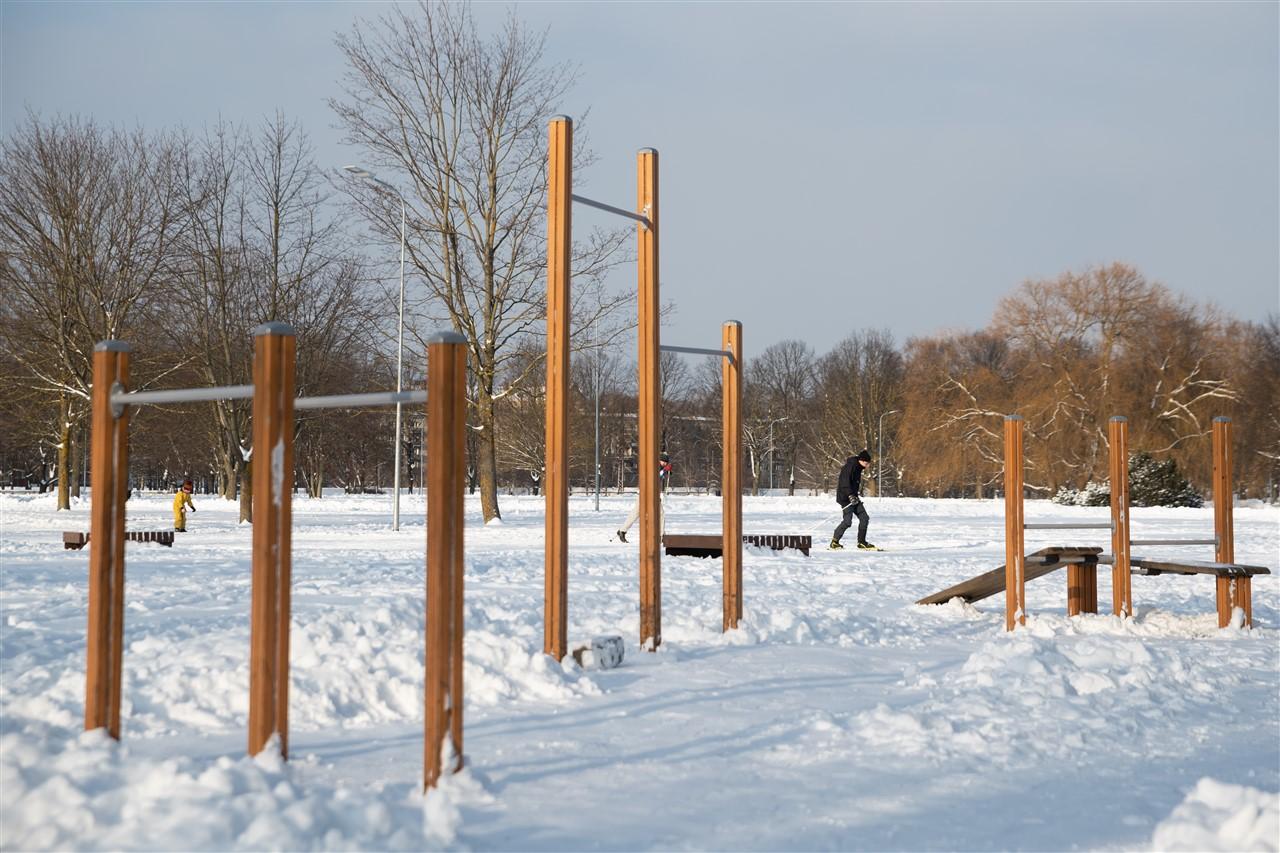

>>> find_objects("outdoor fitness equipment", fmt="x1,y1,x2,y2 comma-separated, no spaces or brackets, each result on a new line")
84,324,467,790
917,415,1270,630
545,116,746,655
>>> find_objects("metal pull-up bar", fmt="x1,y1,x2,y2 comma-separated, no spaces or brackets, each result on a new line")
660,343,736,365
571,193,651,229
1025,522,1114,530
109,385,426,415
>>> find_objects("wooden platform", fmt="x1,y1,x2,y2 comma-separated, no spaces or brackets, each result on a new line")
63,530,175,550
915,547,1100,605
917,547,1270,627
663,534,812,558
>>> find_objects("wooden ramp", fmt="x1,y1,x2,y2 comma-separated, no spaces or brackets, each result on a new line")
915,547,1101,605
663,534,812,558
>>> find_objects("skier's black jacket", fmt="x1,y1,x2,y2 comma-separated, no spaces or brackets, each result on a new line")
835,457,865,506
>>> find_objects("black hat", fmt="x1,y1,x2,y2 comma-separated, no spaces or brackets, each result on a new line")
856,449,871,462
660,452,671,463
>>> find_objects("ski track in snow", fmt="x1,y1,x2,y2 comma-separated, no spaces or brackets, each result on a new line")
2,491,1277,850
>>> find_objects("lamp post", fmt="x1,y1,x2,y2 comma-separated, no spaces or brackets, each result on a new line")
877,409,899,500
766,415,789,492
344,165,406,530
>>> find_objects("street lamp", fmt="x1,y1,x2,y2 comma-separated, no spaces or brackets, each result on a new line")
877,409,899,500
344,165,406,530
766,415,789,492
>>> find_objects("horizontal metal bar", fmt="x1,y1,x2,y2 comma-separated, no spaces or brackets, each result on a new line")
113,385,255,407
1129,538,1216,546
571,194,651,228
1025,522,1113,530
294,389,427,410
660,344,734,361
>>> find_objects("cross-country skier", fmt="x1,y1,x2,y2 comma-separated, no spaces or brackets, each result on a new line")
617,452,672,543
830,449,876,550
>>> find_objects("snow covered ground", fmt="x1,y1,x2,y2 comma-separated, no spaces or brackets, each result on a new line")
2,490,1277,851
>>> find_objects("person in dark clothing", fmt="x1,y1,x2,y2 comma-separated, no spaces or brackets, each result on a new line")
831,449,874,550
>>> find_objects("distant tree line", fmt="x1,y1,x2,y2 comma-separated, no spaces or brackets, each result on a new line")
2,2,1277,511
496,263,1276,503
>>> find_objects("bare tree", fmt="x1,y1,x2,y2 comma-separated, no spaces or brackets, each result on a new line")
332,1,628,522
0,113,181,508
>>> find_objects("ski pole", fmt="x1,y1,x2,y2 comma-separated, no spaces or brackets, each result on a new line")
805,498,860,535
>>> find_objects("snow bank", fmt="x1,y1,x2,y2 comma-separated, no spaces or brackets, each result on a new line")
0,728,493,851
1151,778,1279,852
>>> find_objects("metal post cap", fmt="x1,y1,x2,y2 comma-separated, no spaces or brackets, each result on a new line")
550,114,572,123
1005,414,1024,421
254,321,297,337
1110,415,1128,422
1213,416,1232,423
426,330,467,345
95,341,132,352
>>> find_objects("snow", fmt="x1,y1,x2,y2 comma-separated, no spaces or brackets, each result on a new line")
2,491,1277,850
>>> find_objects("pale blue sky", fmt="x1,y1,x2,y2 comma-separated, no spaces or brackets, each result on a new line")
3,1,1277,356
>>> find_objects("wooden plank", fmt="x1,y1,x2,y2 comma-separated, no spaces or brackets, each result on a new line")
916,548,1101,606
637,147,661,650
1130,558,1269,576
722,320,742,631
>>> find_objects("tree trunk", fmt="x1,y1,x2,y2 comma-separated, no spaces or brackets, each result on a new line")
239,457,252,523
56,394,70,511
69,425,81,499
219,450,237,501
476,392,500,522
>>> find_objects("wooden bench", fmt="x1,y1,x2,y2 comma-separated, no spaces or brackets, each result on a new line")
663,534,812,558
1099,555,1269,627
63,530,175,550
917,547,1269,627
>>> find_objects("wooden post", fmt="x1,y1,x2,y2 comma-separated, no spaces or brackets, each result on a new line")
1109,416,1132,618
86,341,130,738
1212,417,1248,627
1066,563,1098,616
248,322,296,758
637,147,661,649
544,115,572,661
1003,416,1025,630
425,331,467,789
721,321,743,631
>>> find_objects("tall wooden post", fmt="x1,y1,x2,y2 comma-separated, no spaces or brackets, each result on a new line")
1003,416,1025,630
637,147,661,649
86,341,131,738
425,331,468,789
1109,416,1132,618
544,115,572,660
721,321,743,631
248,322,296,758
1212,417,1247,627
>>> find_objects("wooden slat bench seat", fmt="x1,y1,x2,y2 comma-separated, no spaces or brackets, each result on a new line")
63,530,175,550
662,534,812,558
1097,555,1270,626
